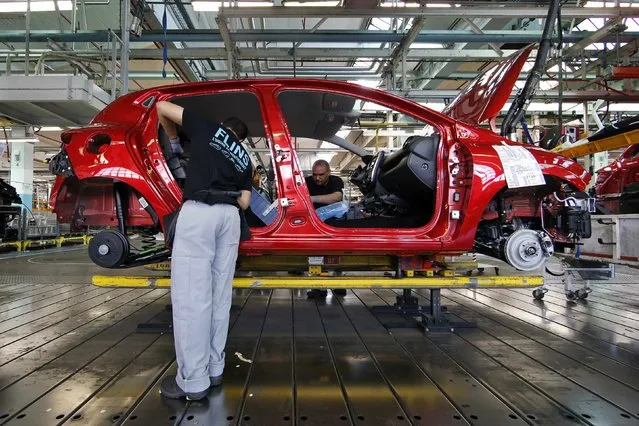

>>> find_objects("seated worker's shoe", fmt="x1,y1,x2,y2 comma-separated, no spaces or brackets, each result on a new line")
210,375,223,387
332,289,347,296
306,289,328,299
160,376,208,401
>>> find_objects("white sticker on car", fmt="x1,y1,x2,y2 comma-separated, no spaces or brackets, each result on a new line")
493,145,545,188
263,200,278,217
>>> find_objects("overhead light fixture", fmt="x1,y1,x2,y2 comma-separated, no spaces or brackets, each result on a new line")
192,1,273,11
380,2,419,7
38,126,64,132
0,1,73,13
283,1,340,6
425,2,451,6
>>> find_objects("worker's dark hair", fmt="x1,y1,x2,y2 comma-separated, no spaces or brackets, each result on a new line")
312,159,330,169
222,117,249,140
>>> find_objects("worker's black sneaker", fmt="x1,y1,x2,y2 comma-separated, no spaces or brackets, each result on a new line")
332,289,347,296
307,289,328,299
210,375,223,387
160,376,208,401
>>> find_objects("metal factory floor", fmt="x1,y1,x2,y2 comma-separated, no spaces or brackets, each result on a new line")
1,248,639,426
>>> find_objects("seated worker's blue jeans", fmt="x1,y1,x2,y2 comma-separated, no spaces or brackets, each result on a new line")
316,200,349,221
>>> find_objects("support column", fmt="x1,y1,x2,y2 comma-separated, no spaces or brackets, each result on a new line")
9,127,34,210
121,0,130,95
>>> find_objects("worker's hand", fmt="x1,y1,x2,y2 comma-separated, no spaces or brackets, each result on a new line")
169,137,183,156
310,195,319,203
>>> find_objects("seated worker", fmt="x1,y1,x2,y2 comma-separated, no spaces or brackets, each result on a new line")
245,166,275,227
305,159,347,299
306,159,344,208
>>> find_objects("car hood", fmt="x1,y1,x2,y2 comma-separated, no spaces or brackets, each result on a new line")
442,45,534,126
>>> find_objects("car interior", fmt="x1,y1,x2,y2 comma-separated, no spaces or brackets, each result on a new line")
157,90,439,229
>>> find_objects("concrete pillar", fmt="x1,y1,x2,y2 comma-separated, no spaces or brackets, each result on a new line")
9,127,34,210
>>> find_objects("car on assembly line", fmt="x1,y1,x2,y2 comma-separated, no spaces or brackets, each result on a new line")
48,46,593,272
595,141,639,214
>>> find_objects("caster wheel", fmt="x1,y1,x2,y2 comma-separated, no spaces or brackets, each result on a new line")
533,289,545,300
575,289,589,300
88,230,130,268
565,290,576,301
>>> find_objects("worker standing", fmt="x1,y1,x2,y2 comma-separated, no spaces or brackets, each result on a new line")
156,100,252,400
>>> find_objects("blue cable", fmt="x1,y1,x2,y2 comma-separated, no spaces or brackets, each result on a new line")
520,117,534,144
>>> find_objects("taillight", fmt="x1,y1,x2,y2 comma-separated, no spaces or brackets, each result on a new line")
61,132,72,145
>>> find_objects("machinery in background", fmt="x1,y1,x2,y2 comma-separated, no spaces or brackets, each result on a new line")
0,178,21,241
542,114,639,214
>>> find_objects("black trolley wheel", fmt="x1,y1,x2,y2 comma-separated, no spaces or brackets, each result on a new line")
88,230,130,268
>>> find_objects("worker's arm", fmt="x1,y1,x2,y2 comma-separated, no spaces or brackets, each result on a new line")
156,101,184,139
311,191,343,205
237,190,252,211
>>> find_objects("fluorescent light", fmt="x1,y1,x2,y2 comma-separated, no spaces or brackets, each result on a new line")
284,1,339,6
0,1,73,12
426,2,451,6
192,1,273,11
380,2,420,7
585,1,637,7
192,1,219,10
411,42,444,48
235,1,273,5
39,126,63,131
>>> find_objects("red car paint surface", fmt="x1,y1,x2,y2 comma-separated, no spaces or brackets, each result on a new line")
595,144,639,213
50,49,590,260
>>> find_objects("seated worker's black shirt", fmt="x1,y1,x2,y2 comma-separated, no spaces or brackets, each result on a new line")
305,175,344,208
180,109,253,206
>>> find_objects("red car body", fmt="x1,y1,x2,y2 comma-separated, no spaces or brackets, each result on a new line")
49,47,592,270
595,144,639,214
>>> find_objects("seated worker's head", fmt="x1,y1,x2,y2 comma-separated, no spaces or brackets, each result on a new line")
252,166,264,188
312,159,332,187
222,117,249,141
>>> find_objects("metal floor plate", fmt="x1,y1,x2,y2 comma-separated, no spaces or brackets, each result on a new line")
1,249,639,425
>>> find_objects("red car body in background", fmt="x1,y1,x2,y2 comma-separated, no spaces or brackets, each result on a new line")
595,144,639,214
49,47,592,271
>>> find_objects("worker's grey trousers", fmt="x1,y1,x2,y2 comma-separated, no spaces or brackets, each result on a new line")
170,201,240,393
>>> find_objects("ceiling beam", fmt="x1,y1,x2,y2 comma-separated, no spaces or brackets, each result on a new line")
461,17,503,56
215,16,240,79
545,17,628,69
218,6,638,19
414,17,492,89
381,17,425,84
1,30,637,44
394,89,639,102
129,47,527,60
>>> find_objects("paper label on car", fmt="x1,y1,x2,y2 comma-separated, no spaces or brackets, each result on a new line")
263,200,278,217
308,256,324,265
493,145,545,188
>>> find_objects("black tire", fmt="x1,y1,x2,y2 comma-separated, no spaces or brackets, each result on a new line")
88,230,130,268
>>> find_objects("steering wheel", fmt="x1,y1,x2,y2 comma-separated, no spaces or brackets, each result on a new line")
366,151,385,192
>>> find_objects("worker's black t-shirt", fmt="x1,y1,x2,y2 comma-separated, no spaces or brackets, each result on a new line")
180,109,253,206
305,175,344,208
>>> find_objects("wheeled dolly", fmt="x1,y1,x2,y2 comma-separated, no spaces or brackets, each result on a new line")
532,256,614,301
